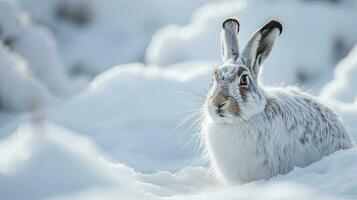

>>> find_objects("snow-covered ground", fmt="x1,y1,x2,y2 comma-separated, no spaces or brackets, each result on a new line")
1,0,357,199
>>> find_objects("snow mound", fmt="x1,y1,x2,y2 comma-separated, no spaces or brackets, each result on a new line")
0,120,152,200
147,0,357,91
48,61,217,172
0,43,51,112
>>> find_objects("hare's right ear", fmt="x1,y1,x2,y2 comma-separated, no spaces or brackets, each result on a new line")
221,18,240,62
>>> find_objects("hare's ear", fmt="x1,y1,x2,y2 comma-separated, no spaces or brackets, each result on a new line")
242,20,282,80
221,18,240,62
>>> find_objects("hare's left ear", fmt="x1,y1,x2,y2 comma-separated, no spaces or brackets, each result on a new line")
221,18,240,62
242,20,282,80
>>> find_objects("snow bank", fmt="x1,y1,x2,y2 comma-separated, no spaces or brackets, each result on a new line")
20,0,219,76
0,44,51,112
47,61,217,172
147,0,357,91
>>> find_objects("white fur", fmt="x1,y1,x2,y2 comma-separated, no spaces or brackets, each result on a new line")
201,19,355,184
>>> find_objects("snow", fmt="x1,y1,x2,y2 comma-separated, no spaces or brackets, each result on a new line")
2,120,357,200
1,0,357,199
20,0,219,76
0,120,153,200
146,0,357,92
47,61,217,172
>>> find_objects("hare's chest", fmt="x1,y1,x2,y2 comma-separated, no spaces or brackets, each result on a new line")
204,123,270,183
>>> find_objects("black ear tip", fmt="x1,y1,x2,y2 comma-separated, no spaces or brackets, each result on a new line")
261,19,283,35
222,17,240,31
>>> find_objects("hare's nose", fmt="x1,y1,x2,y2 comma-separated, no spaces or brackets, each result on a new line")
215,102,226,117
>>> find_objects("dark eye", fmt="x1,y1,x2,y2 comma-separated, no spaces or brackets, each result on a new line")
240,74,249,86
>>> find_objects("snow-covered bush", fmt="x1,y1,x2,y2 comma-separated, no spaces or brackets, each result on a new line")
0,43,51,112
146,0,357,91
0,0,87,97
10,24,88,96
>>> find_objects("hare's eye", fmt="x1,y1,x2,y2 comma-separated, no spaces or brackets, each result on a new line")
240,74,249,86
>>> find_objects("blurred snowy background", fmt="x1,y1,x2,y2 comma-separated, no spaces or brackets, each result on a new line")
1,0,357,199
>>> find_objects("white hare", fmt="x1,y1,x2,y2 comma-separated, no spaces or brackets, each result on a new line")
201,18,354,184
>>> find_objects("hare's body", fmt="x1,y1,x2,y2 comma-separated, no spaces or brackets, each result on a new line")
202,18,354,184
203,86,353,183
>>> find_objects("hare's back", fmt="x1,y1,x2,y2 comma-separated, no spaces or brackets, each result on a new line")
264,86,354,153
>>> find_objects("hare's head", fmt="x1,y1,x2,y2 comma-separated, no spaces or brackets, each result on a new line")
206,18,282,123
